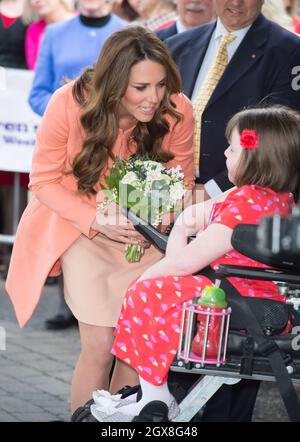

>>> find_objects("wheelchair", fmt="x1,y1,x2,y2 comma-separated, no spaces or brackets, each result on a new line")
124,206,300,422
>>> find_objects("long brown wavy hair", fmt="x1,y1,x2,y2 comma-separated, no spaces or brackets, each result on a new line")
72,26,183,195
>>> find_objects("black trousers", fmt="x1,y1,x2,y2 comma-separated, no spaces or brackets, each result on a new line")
168,371,260,422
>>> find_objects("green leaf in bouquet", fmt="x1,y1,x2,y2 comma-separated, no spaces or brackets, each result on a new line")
110,165,122,189
103,175,111,189
118,182,144,209
117,158,127,177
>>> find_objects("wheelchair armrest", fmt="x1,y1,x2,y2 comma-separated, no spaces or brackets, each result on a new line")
121,210,300,281
215,264,300,285
232,224,300,272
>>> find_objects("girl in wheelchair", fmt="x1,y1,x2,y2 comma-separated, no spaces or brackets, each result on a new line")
92,106,300,422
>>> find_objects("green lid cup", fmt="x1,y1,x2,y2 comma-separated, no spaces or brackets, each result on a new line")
198,285,228,308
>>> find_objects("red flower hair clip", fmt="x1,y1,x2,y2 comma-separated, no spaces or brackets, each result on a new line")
240,129,259,150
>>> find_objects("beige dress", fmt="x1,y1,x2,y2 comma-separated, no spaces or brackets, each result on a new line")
61,233,163,326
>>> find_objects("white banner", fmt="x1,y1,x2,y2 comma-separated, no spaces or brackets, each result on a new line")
0,67,41,173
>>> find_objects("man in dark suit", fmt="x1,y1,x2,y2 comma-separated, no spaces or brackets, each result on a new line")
164,0,300,199
157,0,215,39
163,0,300,421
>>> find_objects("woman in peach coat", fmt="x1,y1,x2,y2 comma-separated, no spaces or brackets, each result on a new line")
6,26,195,413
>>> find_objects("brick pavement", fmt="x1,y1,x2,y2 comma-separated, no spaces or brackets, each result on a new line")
0,278,80,422
0,277,295,422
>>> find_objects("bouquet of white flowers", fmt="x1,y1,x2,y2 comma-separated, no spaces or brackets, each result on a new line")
99,156,186,262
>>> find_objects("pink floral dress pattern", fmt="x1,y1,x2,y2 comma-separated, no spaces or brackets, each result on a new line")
111,185,294,385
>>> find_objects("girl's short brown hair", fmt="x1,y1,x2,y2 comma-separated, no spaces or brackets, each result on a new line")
226,106,300,194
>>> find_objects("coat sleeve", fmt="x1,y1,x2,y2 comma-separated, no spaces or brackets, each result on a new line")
165,94,195,189
29,85,96,237
28,27,55,116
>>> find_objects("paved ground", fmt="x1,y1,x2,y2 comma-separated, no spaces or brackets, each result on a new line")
0,276,297,422
0,277,80,422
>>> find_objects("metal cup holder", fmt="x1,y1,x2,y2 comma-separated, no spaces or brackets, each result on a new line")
177,300,232,367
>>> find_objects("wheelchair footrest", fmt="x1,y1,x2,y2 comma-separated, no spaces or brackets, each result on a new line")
172,375,240,422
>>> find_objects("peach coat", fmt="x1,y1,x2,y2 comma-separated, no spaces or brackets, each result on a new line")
6,81,195,327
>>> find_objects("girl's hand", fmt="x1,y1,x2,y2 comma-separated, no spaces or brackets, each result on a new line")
93,202,150,246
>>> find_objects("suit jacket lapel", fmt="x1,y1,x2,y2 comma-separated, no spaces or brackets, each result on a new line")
167,23,177,37
179,23,215,97
207,15,269,108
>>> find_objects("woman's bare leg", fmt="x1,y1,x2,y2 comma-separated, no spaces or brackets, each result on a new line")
71,322,114,413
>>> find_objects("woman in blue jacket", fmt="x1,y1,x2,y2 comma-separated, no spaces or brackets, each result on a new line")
29,0,127,116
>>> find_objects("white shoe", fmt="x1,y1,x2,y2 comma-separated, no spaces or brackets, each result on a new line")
91,396,179,423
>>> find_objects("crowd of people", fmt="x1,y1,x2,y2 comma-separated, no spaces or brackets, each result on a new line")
1,0,300,423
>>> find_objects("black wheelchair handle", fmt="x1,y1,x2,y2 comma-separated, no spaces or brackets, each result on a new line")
121,206,169,252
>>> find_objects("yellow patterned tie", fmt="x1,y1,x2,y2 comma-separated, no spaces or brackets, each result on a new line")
193,33,236,172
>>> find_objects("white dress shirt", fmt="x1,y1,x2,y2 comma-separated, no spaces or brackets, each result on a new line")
175,18,188,34
191,19,251,101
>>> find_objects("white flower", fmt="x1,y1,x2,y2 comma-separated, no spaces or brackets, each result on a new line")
169,182,186,206
143,160,164,171
166,165,184,180
121,171,139,185
145,169,163,183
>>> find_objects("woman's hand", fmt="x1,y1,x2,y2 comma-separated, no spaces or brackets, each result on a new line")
92,202,150,246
